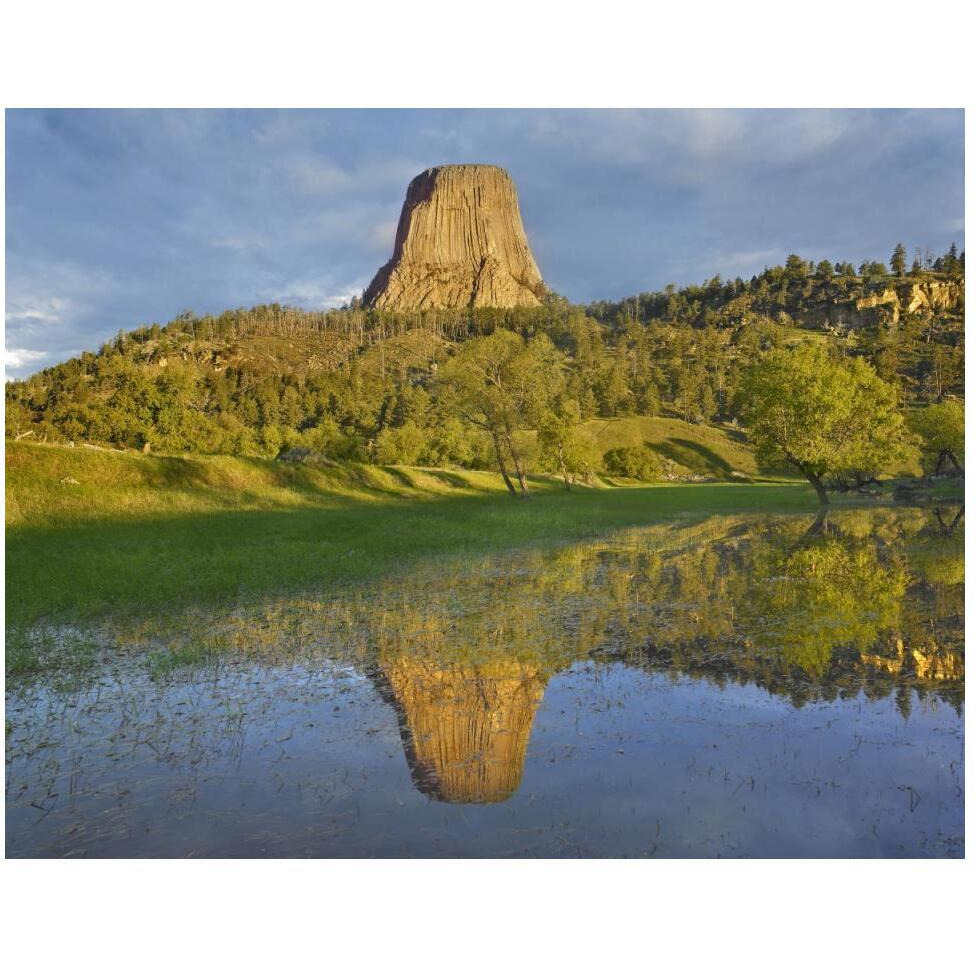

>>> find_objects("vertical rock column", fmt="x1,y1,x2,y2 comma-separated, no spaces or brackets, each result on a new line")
363,164,547,311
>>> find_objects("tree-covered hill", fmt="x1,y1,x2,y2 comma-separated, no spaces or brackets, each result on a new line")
6,248,963,479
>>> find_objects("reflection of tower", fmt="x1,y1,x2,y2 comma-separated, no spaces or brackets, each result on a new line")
372,658,548,804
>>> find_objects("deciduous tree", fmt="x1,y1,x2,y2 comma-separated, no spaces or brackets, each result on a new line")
909,401,964,476
739,344,908,504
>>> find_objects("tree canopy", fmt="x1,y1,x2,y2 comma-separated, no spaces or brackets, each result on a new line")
6,248,962,491
739,344,908,504
909,401,964,476
437,329,565,495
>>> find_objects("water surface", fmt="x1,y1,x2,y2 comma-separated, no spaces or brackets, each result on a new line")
6,506,964,857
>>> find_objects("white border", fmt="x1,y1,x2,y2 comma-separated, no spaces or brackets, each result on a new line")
2,2,974,975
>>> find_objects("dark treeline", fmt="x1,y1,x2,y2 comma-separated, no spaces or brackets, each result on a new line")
6,247,964,471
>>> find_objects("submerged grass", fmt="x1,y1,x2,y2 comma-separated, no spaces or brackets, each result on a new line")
147,640,221,680
5,626,101,684
6,440,822,631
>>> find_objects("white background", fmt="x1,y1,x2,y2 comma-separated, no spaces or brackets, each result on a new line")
1,2,974,975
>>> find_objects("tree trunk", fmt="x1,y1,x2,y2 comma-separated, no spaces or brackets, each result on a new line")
805,508,831,536
935,505,964,536
505,427,530,496
936,449,964,478
799,465,831,505
492,430,518,497
558,445,572,490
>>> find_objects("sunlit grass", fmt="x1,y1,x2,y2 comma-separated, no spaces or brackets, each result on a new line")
6,440,823,629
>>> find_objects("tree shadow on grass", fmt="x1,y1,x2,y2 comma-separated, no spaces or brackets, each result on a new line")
419,469,479,490
379,466,418,489
651,438,751,480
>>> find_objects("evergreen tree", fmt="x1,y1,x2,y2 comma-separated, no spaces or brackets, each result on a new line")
890,243,907,276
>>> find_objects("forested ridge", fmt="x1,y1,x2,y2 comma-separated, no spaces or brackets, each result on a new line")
6,247,964,481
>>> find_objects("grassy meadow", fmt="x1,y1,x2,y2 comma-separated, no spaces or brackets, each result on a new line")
4,440,823,629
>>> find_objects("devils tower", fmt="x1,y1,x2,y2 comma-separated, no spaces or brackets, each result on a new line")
363,164,547,311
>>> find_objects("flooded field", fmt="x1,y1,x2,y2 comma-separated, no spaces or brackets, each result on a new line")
6,506,964,857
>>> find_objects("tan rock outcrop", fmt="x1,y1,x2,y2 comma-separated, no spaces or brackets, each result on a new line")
903,279,958,315
363,164,547,311
805,277,963,329
856,287,902,323
850,280,959,324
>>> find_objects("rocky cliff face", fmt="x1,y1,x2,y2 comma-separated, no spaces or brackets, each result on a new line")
363,164,547,311
803,278,963,329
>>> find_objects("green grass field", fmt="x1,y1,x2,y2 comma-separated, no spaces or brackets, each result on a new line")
6,441,824,629
581,415,768,478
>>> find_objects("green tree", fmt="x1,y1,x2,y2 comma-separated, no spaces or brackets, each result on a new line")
909,401,964,476
890,243,907,276
374,420,427,465
859,260,888,278
784,254,809,282
602,444,663,481
815,260,834,281
437,330,564,496
739,344,908,504
537,400,598,489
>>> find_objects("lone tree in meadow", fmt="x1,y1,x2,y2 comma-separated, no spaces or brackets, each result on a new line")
909,400,964,476
739,344,907,505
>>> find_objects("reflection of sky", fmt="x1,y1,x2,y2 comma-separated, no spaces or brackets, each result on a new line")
5,108,964,376
5,658,964,856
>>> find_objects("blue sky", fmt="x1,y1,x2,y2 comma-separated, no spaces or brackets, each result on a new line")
5,108,964,378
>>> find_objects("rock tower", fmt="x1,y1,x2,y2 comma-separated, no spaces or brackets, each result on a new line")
363,164,546,311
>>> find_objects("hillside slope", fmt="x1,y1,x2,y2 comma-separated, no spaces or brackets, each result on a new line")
5,257,962,477
5,440,549,530
583,416,766,479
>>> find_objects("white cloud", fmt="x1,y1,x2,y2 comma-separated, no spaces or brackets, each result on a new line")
287,159,354,194
5,262,118,376
267,278,368,310
5,347,49,378
209,230,274,252
4,296,68,325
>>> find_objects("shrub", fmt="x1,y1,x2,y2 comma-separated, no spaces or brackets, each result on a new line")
602,444,663,480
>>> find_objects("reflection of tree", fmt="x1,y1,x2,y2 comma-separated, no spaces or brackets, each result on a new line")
933,506,964,538
745,519,908,676
371,657,546,803
127,508,964,729
641,511,962,711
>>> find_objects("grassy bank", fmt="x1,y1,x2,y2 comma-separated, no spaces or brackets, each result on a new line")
581,415,765,478
6,441,819,628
